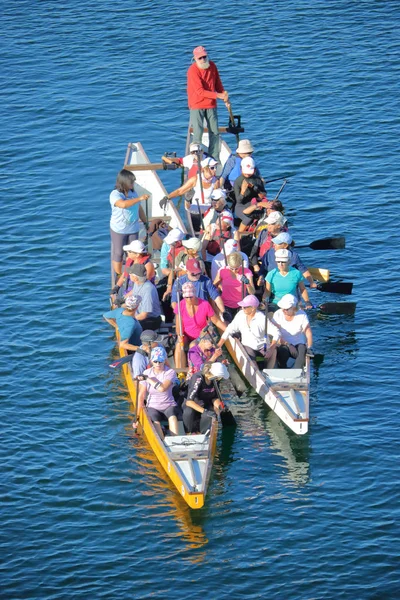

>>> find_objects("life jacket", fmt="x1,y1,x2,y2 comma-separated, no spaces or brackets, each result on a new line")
259,231,273,258
167,241,184,266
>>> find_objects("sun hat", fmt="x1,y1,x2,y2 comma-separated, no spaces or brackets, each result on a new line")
151,346,168,363
124,294,142,310
193,46,207,59
127,263,147,277
210,189,227,201
189,142,204,153
201,157,218,169
223,239,239,254
241,157,256,175
182,237,202,251
277,294,298,309
123,240,146,253
140,330,163,343
182,282,196,298
209,362,229,380
236,139,254,154
185,258,202,274
237,294,260,308
272,232,292,245
265,211,287,226
164,228,185,245
275,248,291,262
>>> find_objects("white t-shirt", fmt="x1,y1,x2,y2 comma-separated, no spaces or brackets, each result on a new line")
222,310,280,351
272,309,310,346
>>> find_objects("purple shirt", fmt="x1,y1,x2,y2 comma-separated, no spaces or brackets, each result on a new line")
188,345,215,370
141,367,176,411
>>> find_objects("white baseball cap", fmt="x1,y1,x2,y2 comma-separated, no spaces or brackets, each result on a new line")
123,240,146,253
265,211,287,226
209,362,229,380
241,157,256,175
182,237,202,251
277,294,298,309
224,239,239,254
275,248,291,262
164,228,185,245
210,189,227,201
201,157,218,168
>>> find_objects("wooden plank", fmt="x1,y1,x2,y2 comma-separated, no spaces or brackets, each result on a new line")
307,267,330,283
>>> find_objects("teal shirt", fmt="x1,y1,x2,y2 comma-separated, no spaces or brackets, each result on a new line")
103,307,142,343
266,267,304,303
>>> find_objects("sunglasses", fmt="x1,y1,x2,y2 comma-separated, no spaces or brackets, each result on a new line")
209,165,217,170
197,55,207,60
276,261,288,264
204,348,214,353
152,360,164,364
190,272,201,277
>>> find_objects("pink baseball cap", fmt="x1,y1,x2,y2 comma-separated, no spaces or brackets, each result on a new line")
186,258,202,274
193,46,207,59
237,295,260,308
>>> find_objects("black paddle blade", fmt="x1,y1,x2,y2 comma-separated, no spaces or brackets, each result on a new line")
220,408,237,428
319,302,357,315
109,354,131,369
309,236,345,250
317,282,353,295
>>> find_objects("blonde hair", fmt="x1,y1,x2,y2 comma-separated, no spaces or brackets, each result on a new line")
227,252,242,269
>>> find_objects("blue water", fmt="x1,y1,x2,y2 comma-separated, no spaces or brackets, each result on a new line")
1,1,400,598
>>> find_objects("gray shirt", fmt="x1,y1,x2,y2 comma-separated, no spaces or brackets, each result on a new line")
130,280,161,317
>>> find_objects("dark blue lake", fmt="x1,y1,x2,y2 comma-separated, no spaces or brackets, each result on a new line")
1,1,399,598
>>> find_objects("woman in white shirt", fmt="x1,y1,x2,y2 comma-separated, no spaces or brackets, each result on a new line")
272,294,313,369
217,295,280,369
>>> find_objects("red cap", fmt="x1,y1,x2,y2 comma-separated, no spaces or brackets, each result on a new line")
186,258,202,274
193,46,207,59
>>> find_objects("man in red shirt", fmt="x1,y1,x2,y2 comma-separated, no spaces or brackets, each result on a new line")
187,45,229,161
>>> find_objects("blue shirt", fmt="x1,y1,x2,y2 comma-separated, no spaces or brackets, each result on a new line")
130,280,161,317
103,307,142,343
266,267,304,303
171,275,220,304
109,189,139,234
131,349,149,378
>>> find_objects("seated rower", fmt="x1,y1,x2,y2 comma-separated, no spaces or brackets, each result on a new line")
213,251,255,321
272,294,313,369
188,336,223,372
211,237,249,281
130,329,164,378
219,138,260,191
249,211,288,271
217,295,279,369
233,157,266,232
163,237,206,301
160,228,186,277
171,258,225,315
137,346,180,438
126,264,162,330
182,362,229,434
202,189,234,257
111,240,155,301
174,282,226,368
264,249,312,311
162,142,207,178
103,295,142,350
257,232,317,288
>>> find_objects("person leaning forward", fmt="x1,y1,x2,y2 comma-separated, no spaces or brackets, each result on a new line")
187,45,229,160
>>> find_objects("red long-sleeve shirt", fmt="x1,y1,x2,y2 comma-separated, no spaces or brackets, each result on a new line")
187,61,224,109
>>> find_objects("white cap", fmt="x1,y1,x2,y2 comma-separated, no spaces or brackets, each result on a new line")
123,240,146,253
189,142,204,153
209,362,229,380
277,294,298,309
241,157,256,175
236,139,254,154
182,237,202,251
275,248,291,262
265,211,287,226
210,189,227,201
201,157,218,168
224,239,239,254
164,228,185,245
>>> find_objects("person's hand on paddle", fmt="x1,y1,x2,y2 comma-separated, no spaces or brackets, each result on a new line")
203,409,217,420
159,195,169,210
240,180,249,195
304,302,313,310
240,275,250,285
309,281,318,289
306,347,315,358
135,375,147,381
210,348,223,361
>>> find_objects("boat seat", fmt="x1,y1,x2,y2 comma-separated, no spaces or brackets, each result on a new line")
263,368,307,391
167,451,209,461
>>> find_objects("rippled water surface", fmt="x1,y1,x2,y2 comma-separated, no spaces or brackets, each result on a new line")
1,1,400,598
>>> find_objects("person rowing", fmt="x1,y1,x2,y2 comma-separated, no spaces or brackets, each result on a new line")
264,249,312,311
202,189,234,257
250,211,288,271
182,362,229,434
257,232,317,288
126,264,162,330
272,294,314,368
233,157,266,232
136,346,180,438
213,251,255,321
219,139,260,191
171,258,225,315
217,295,280,369
173,282,226,367
188,336,223,372
103,294,143,350
162,142,207,178
210,236,249,281
130,329,165,378
160,228,186,278
111,240,155,302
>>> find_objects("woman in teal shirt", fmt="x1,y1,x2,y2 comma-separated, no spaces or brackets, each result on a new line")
265,249,312,310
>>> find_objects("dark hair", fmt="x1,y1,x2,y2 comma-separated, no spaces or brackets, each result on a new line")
115,169,136,195
269,200,285,214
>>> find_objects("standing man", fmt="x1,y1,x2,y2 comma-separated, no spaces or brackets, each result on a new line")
187,46,229,161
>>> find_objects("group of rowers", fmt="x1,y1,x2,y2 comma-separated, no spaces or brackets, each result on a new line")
106,137,315,437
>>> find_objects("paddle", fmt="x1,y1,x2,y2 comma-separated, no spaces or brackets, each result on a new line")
175,280,186,368
124,162,181,172
218,213,228,266
306,267,330,283
317,302,357,315
295,236,345,250
264,173,296,184
226,102,240,147
213,380,237,427
316,282,353,295
109,353,190,372
195,150,206,231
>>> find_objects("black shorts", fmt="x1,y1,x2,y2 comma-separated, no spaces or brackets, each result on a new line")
147,405,179,422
